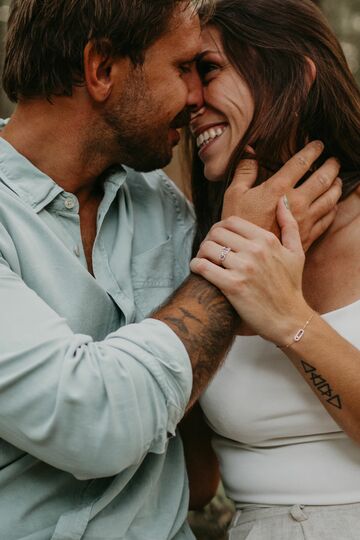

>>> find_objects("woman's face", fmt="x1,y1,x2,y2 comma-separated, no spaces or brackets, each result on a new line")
190,26,255,182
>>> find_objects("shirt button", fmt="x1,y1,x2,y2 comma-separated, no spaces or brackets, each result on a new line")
64,197,75,209
73,245,80,257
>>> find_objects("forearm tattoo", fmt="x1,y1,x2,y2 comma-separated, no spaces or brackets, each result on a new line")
301,360,342,409
153,274,238,404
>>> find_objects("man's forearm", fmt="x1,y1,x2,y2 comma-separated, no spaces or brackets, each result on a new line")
152,273,238,406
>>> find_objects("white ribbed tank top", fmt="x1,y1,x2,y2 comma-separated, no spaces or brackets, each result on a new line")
200,299,360,505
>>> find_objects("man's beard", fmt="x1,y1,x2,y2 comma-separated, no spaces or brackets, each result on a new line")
102,70,191,172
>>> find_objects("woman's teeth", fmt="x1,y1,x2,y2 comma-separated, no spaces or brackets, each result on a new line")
196,126,226,150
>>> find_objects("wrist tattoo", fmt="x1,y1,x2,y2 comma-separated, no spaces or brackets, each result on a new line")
301,360,342,409
153,274,238,404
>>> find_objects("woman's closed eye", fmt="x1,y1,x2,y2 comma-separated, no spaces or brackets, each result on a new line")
197,60,220,83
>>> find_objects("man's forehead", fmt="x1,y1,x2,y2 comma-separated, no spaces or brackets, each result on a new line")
145,8,201,62
165,8,202,56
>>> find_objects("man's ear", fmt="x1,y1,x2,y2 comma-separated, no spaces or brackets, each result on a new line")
305,56,317,87
83,39,120,102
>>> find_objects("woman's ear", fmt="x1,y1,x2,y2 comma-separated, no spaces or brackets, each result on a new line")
305,56,317,87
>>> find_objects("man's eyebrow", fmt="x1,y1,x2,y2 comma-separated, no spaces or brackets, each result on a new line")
177,53,200,65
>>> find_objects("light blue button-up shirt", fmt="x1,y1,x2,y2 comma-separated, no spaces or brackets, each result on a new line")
0,133,196,540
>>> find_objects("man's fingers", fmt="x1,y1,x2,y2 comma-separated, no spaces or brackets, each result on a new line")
306,208,338,248
267,141,324,192
297,159,341,202
228,157,258,193
277,197,303,253
310,177,341,221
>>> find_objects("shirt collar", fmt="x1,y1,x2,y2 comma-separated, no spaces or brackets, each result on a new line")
0,136,128,213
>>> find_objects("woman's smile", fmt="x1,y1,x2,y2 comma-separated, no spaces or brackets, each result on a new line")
190,26,255,182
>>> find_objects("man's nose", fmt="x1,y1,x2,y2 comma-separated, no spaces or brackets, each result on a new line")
186,69,204,112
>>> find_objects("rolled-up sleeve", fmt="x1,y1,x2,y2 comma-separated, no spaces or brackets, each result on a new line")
0,260,192,480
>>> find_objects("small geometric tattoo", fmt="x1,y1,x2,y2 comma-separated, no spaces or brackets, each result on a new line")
301,360,342,409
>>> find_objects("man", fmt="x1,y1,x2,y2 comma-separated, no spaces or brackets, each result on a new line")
0,1,340,538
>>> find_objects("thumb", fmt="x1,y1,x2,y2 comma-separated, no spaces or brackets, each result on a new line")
277,196,303,253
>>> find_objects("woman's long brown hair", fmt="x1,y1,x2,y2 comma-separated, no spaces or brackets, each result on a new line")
189,0,360,254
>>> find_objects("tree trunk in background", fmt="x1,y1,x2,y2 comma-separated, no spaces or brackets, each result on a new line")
0,1,12,117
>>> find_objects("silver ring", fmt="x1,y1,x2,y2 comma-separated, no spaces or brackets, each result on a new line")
219,246,231,264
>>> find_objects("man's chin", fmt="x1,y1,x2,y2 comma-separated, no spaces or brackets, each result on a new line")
128,151,173,173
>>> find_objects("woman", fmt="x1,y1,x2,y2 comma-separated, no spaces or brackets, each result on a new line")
185,0,360,538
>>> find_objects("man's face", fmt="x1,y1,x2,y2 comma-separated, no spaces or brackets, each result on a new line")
103,6,203,172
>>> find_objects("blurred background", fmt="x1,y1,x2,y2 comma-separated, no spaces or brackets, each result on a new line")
0,0,358,538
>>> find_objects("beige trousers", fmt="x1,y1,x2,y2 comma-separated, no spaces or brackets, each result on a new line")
228,503,360,540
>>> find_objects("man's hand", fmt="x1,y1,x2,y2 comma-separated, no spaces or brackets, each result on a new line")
222,141,341,251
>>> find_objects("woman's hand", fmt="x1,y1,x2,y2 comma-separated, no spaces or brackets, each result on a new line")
191,197,312,346
222,141,342,252
193,198,360,444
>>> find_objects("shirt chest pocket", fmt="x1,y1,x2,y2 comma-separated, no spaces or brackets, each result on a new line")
131,235,177,318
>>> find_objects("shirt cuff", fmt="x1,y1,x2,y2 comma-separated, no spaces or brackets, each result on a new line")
110,318,193,436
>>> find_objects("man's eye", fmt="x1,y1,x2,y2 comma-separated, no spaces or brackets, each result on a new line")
179,64,191,75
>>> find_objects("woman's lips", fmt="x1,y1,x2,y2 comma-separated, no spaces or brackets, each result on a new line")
198,125,227,157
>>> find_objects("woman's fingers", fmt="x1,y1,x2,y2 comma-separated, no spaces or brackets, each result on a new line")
191,202,307,344
198,235,257,269
277,197,304,254
211,215,273,241
190,257,228,291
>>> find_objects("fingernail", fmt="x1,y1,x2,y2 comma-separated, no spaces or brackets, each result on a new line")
313,140,324,150
336,176,343,187
283,195,291,210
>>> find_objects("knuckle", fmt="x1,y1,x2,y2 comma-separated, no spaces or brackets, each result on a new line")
210,227,224,244
224,215,240,230
198,240,210,256
208,224,222,239
288,195,304,216
210,222,220,233
227,275,244,295
263,232,278,248
242,260,256,275
317,172,331,188
249,243,264,258
295,154,310,169
196,258,210,274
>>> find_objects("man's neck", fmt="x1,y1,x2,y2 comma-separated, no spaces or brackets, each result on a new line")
1,97,114,204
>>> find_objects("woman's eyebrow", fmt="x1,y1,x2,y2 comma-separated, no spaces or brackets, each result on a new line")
196,49,221,60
